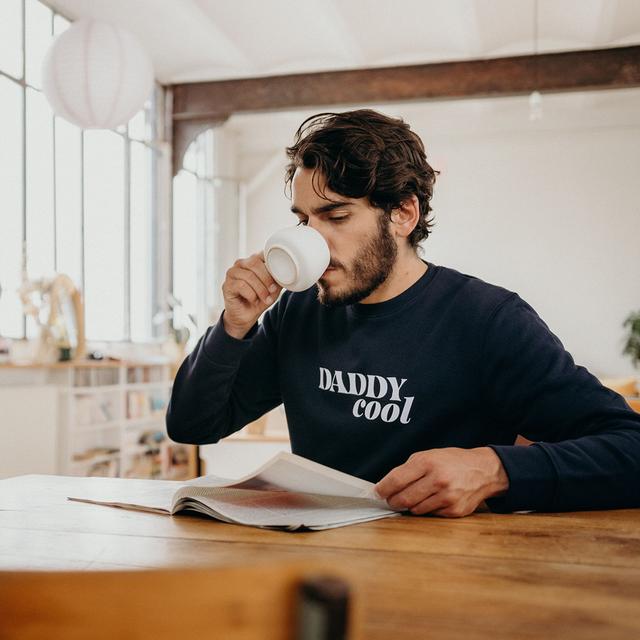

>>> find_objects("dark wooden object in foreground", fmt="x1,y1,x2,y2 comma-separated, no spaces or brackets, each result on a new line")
0,564,356,640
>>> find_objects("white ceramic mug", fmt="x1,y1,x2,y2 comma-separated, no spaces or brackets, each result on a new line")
263,226,330,292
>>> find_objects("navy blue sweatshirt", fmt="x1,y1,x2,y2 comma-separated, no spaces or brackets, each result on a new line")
166,262,640,513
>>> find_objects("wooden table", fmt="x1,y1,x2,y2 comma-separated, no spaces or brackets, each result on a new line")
2,475,639,639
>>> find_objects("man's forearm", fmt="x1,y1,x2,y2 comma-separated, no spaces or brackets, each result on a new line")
166,323,249,444
167,311,283,446
487,427,640,513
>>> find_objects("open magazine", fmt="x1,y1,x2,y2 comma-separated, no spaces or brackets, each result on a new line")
68,452,401,531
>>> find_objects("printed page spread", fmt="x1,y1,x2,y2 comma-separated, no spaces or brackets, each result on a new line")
68,452,400,530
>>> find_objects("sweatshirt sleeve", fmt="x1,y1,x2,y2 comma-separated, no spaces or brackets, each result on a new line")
480,294,640,513
165,307,282,445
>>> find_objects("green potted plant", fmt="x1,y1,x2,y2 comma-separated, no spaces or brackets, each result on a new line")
623,310,640,369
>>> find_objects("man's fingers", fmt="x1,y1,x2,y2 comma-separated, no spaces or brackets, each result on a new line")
385,475,437,511
431,503,474,518
397,488,467,517
407,492,447,516
229,268,272,304
230,279,259,305
251,258,281,295
238,254,280,294
375,453,429,499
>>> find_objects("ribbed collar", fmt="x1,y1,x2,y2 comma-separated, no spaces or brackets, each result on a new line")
348,260,439,318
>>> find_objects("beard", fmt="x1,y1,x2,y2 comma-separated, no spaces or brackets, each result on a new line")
317,215,398,308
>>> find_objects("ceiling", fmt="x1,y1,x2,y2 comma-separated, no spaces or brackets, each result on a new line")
47,0,640,84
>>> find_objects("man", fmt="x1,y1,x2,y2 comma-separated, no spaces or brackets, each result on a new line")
167,109,640,516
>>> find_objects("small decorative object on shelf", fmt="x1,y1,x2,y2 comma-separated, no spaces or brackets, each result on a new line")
123,430,165,479
54,319,72,362
18,271,86,363
160,441,191,480
623,310,640,369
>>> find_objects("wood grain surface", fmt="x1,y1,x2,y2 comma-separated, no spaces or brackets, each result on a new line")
1,474,639,639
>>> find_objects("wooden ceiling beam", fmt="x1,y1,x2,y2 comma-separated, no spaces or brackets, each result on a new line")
170,45,640,174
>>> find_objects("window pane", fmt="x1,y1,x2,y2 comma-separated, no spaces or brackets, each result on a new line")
195,130,214,179
212,179,239,315
128,102,152,143
84,130,125,341
55,116,82,288
172,170,198,328
0,77,24,338
25,0,52,89
182,141,197,174
25,87,54,278
53,13,69,37
204,181,216,320
130,141,153,342
0,0,23,78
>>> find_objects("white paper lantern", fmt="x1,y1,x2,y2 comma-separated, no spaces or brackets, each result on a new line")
42,18,153,130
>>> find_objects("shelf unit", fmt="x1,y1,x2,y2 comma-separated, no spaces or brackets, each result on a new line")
0,360,198,481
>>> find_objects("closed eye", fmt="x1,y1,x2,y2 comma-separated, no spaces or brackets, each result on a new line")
295,215,350,226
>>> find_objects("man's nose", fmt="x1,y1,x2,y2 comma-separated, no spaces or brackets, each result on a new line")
304,219,332,252
306,217,328,238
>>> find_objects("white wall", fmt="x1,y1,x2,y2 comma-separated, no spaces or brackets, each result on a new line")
423,126,639,379
224,89,640,378
0,386,58,477
244,150,292,254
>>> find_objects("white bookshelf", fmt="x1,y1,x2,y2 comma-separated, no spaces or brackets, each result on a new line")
0,360,198,480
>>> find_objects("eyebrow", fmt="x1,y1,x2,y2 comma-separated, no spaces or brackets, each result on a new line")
290,201,353,216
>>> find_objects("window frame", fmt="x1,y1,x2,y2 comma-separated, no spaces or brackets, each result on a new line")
171,129,244,341
0,0,165,343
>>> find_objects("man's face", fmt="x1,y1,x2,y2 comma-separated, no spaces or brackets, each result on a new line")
290,167,398,307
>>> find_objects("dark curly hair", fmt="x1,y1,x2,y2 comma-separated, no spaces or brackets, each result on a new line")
285,109,437,248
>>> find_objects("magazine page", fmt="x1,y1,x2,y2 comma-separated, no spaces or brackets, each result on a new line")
169,453,399,529
181,452,388,507
173,485,399,530
68,453,399,530
67,472,239,513
68,477,182,513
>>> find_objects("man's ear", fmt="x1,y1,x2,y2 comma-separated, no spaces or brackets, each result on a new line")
390,195,420,240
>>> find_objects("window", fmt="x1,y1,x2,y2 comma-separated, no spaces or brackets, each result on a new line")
0,67,23,338
0,0,159,342
172,129,241,344
83,130,126,342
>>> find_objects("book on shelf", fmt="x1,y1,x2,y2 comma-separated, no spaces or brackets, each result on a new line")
72,447,120,477
75,394,118,425
85,458,120,477
127,390,168,419
68,452,400,531
160,440,191,480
